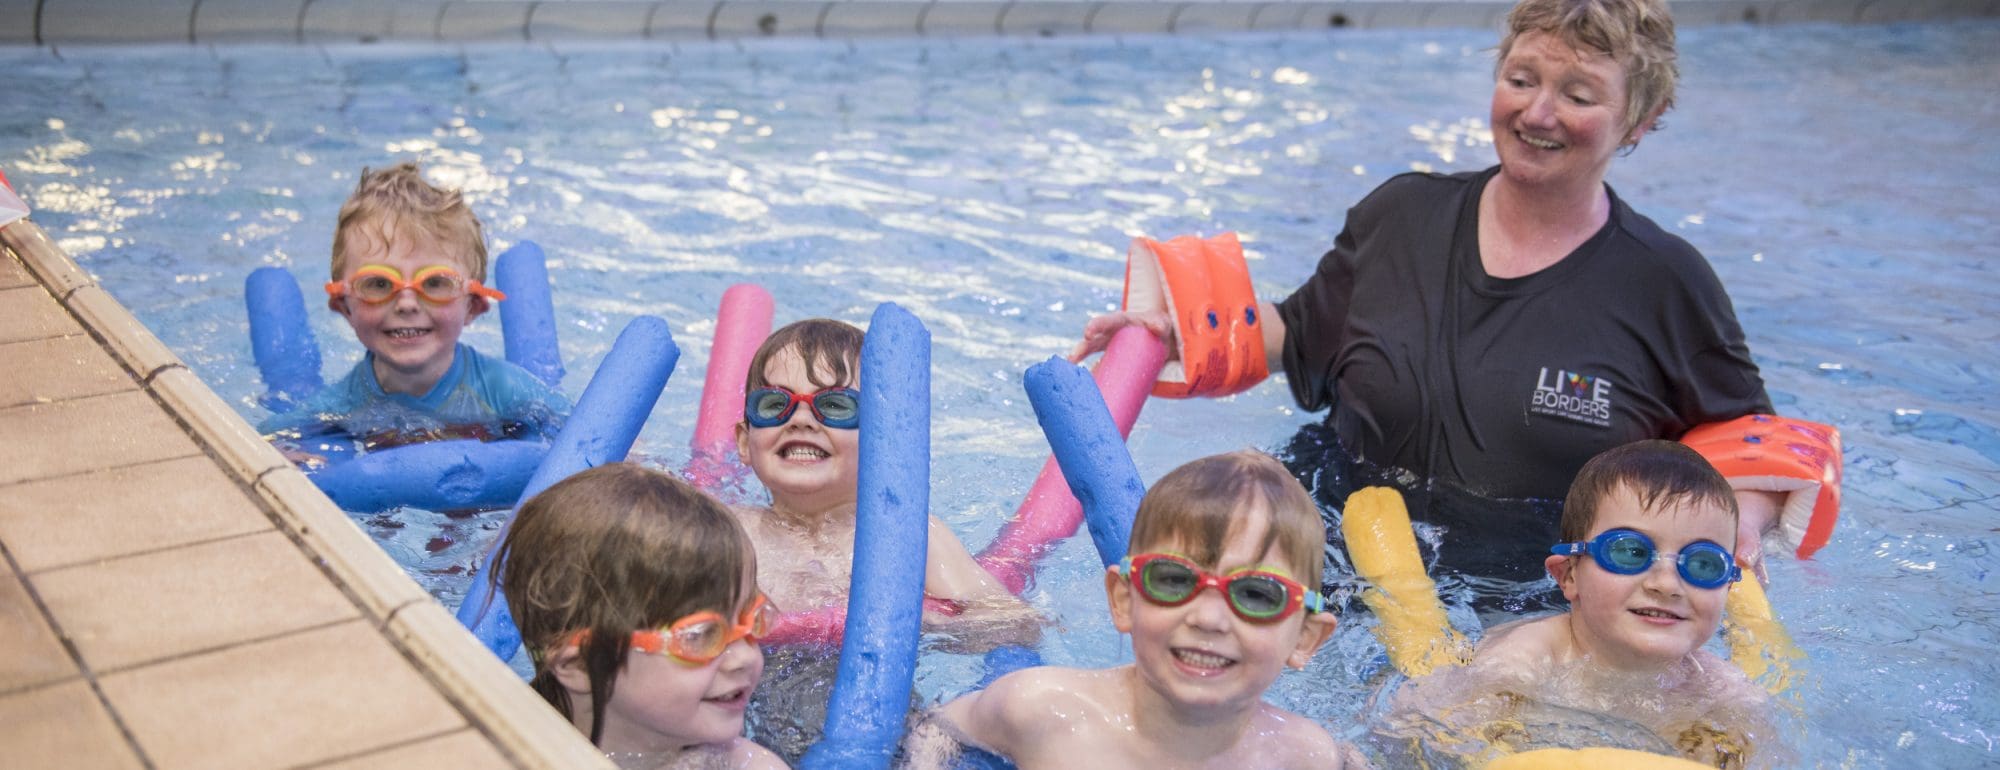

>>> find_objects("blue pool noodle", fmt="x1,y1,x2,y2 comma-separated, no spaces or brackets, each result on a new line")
800,304,931,770
455,315,681,660
967,358,1148,691
309,438,547,512
245,266,324,411
494,241,565,388
1023,356,1145,568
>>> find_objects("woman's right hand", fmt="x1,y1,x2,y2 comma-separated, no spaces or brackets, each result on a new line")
1066,309,1176,363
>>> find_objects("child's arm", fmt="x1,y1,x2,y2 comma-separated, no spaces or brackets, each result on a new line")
923,516,1043,646
930,668,1055,764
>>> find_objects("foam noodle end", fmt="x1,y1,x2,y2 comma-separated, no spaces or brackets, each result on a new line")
1340,486,1468,677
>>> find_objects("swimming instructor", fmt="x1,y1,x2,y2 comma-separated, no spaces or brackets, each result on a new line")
1071,0,1838,585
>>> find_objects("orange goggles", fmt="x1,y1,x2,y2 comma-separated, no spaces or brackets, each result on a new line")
325,264,506,305
629,594,779,665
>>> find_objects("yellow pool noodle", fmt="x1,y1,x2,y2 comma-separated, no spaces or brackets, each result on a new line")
1723,566,1804,695
1482,747,1714,770
1341,486,1470,677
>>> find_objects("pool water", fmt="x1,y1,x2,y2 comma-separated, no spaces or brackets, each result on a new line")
6,21,1998,767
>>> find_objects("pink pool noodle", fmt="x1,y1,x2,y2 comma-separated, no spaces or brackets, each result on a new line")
685,284,773,489
976,326,1168,594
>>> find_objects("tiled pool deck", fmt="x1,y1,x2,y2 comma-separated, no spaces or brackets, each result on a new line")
0,216,610,769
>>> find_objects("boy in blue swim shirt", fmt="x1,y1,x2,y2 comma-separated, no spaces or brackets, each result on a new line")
262,162,567,457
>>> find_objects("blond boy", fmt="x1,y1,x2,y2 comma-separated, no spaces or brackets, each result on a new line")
261,162,566,450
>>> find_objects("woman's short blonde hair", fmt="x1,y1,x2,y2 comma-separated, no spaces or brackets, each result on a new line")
329,161,489,280
1498,0,1679,137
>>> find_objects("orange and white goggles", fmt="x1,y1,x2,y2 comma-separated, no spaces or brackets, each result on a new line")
625,594,779,666
325,264,505,305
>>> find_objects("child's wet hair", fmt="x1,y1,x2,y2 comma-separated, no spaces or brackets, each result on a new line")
744,318,865,392
1559,439,1739,543
1127,450,1326,589
491,462,751,745
330,161,489,280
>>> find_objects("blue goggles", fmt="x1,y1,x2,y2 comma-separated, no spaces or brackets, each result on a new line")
743,386,861,430
1550,528,1742,590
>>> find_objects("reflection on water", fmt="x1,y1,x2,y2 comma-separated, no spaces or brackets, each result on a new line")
5,21,1999,767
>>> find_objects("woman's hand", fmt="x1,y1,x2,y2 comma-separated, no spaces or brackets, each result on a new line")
1732,489,1785,582
1066,309,1175,363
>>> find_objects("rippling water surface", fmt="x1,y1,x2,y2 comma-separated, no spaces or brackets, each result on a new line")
5,21,1997,767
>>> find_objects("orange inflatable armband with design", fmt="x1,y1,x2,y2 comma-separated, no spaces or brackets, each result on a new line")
1681,414,1842,559
1122,232,1268,398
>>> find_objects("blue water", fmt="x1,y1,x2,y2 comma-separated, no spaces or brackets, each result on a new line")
6,21,1998,767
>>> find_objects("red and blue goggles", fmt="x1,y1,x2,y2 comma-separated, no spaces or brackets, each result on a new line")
744,386,861,430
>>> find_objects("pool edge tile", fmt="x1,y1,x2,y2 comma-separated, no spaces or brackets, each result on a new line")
0,679,146,770
384,601,616,770
251,469,431,621
64,285,183,380
149,367,290,481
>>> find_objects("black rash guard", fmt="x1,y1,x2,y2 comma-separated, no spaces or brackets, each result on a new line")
1276,167,1770,583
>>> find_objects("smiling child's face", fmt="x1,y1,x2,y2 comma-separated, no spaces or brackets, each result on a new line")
328,219,485,396
1549,483,1736,672
591,560,766,754
735,346,861,516
1106,508,1333,720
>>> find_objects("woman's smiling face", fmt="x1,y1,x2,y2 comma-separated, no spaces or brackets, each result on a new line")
1490,30,1644,194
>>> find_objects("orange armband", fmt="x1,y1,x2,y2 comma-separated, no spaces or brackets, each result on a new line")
1682,414,1843,559
1123,232,1268,398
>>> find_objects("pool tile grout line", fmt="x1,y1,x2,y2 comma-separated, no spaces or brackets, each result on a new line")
0,532,161,769
86,617,364,680
18,528,269,578
286,726,475,770
0,448,204,490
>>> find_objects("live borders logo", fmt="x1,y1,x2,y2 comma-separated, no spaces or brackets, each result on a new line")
1531,367,1613,428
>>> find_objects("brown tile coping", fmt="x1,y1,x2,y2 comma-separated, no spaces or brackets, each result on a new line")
0,285,84,345
98,619,470,770
34,531,363,673
0,455,273,574
0,217,611,768
0,333,133,410
0,570,76,694
0,679,146,770
309,728,516,770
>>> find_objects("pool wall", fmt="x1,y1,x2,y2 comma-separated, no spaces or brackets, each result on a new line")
2,0,1994,45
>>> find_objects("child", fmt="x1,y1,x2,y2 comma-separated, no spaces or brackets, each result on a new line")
920,450,1367,768
731,317,1039,764
1387,440,1773,767
492,462,786,769
730,318,1033,630
261,161,567,454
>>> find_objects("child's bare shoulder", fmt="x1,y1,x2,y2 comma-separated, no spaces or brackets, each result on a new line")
1471,613,1568,672
723,736,789,769
1250,703,1371,769
985,666,1115,718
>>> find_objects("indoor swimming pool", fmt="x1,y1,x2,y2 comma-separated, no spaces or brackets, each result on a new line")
4,19,1997,767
